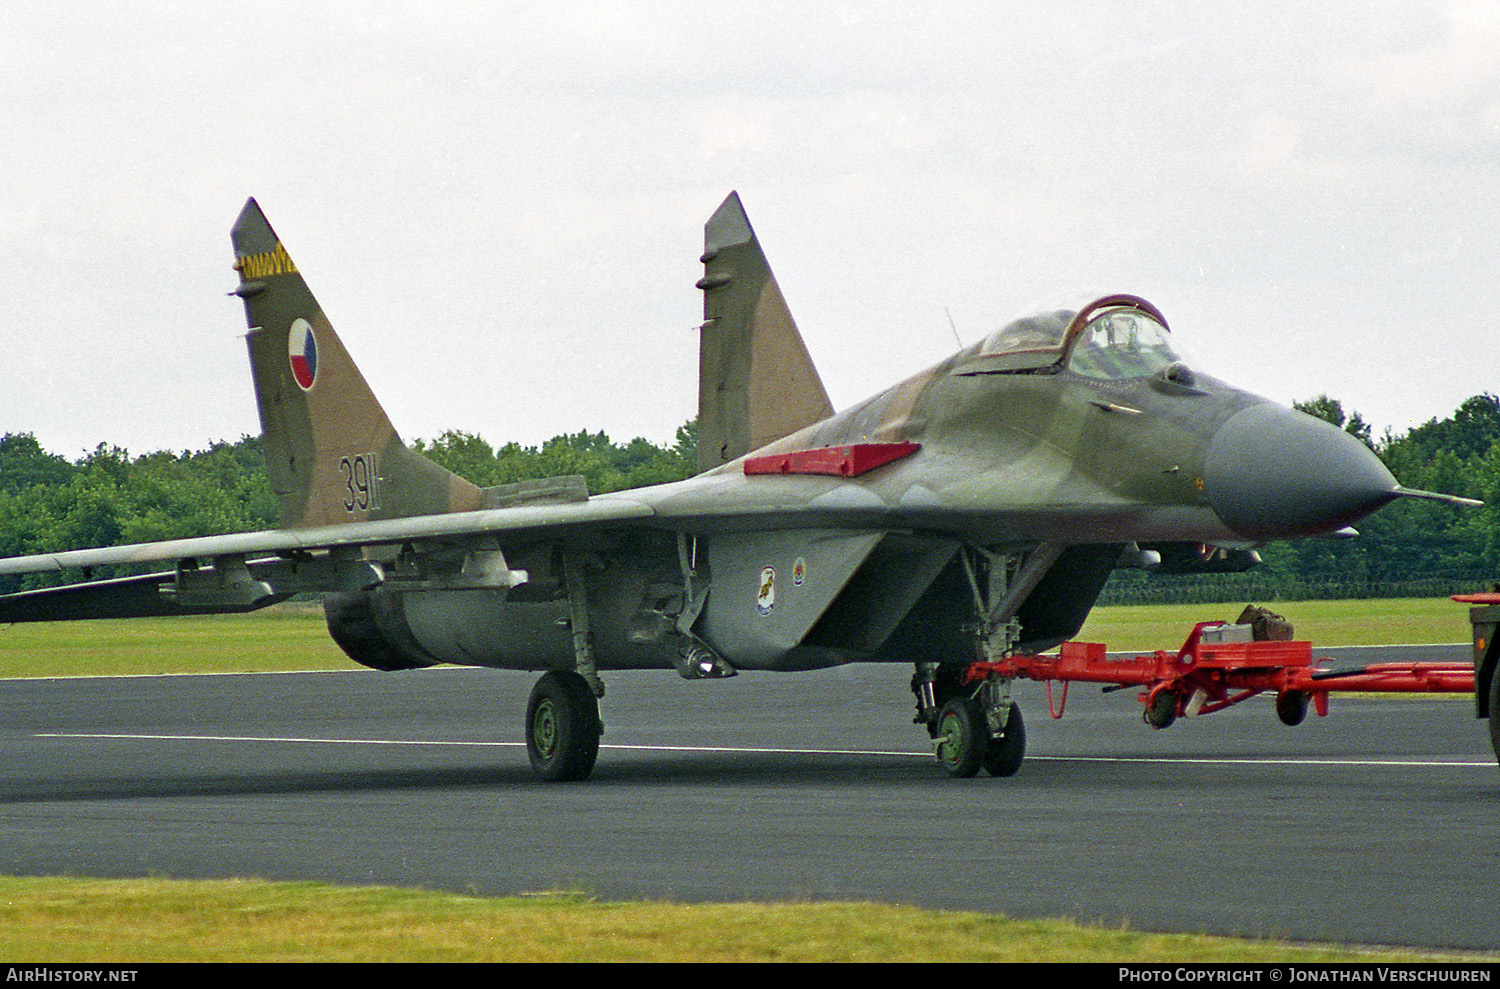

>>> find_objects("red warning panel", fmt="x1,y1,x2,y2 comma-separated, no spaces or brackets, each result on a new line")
743,441,920,478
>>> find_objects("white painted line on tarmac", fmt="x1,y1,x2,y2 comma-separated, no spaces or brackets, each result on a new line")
1030,754,1496,768
33,732,929,758
36,732,523,747
31,732,1495,767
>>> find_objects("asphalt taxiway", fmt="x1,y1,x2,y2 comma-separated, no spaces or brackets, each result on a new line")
1,645,1494,951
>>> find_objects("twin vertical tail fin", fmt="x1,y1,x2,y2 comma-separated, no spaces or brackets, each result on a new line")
230,199,481,528
233,192,830,515
696,192,834,473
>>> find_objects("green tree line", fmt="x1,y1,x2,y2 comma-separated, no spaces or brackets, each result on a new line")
3,397,1498,602
409,422,697,495
0,425,698,594
0,435,281,593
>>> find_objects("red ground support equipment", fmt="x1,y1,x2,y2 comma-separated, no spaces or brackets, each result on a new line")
973,621,1474,729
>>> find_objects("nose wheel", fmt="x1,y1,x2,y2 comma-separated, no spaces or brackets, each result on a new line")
919,666,1027,779
935,698,987,777
982,702,1025,777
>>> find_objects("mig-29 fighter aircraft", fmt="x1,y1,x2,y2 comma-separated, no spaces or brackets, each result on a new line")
0,193,1467,781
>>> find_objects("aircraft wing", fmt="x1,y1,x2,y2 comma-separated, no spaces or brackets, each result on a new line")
0,494,662,624
0,496,656,579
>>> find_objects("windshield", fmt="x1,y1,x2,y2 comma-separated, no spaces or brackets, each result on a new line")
1065,307,1183,379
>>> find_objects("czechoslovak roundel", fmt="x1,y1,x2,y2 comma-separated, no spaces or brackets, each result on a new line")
289,318,318,391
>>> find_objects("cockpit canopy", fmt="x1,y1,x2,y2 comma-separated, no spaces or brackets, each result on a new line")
973,308,1073,370
1066,304,1180,379
962,294,1186,380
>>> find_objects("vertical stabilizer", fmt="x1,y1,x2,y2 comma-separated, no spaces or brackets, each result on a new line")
697,192,834,472
230,199,482,528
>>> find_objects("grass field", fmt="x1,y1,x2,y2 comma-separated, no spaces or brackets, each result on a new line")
0,605,347,678
0,877,1469,963
0,597,1483,962
1078,597,1476,650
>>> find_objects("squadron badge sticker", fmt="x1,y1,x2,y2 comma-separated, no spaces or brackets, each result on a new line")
757,566,776,615
289,318,319,391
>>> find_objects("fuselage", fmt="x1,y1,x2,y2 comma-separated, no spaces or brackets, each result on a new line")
347,297,1400,675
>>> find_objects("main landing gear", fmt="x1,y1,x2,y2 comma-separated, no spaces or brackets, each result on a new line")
914,664,1026,778
523,549,606,783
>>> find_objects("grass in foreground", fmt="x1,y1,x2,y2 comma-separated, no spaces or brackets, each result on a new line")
0,876,1456,963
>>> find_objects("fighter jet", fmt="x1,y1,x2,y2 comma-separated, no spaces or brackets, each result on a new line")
0,193,1471,781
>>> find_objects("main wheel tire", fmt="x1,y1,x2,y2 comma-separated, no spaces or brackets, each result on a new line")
935,697,985,778
982,702,1025,777
1489,668,1500,769
525,671,602,782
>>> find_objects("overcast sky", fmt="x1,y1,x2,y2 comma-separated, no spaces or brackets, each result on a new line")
4,1,1498,459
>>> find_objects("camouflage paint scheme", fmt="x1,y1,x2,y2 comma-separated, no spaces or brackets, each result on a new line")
1,194,1429,653
0,193,1466,778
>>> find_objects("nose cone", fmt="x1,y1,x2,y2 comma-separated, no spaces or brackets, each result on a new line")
1204,404,1399,540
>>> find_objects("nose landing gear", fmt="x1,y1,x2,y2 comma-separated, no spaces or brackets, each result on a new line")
918,664,1027,779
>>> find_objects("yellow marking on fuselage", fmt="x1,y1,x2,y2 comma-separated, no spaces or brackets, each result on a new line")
237,242,298,279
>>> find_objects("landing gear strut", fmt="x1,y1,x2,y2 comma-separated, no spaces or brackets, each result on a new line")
525,670,603,782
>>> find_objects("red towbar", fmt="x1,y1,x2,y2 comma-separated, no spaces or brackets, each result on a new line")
972,621,1473,729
